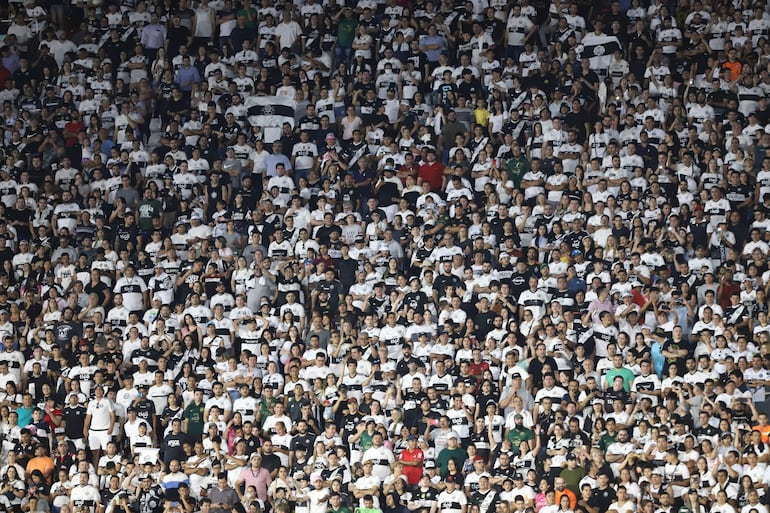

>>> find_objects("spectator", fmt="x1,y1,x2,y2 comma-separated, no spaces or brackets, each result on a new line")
3,2,770,513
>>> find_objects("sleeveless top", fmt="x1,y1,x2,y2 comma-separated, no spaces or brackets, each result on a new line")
194,7,214,37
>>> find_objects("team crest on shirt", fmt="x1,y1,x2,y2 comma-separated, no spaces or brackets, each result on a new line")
593,46,605,56
262,104,274,116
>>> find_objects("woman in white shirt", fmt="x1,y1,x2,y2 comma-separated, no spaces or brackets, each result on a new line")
526,122,545,160
352,25,373,60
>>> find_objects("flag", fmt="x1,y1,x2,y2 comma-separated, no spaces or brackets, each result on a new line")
245,95,296,130
578,33,622,74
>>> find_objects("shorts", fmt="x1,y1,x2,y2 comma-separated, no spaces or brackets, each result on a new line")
88,429,111,450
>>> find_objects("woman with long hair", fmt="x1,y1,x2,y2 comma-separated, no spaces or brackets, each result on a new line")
151,47,170,86
531,223,552,263
0,465,24,506
0,383,22,410
526,122,544,160
181,314,203,350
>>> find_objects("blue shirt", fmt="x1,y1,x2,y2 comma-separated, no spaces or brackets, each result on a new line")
140,23,167,50
174,66,200,92
161,472,190,502
419,34,447,62
651,341,665,378
264,153,292,177
2,53,19,74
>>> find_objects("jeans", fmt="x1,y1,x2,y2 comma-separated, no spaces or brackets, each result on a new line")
335,45,352,67
507,45,525,62
294,168,311,185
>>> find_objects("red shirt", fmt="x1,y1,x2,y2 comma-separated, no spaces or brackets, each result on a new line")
400,447,424,485
0,67,10,90
418,161,445,192
398,164,419,185
469,361,489,377
63,120,84,147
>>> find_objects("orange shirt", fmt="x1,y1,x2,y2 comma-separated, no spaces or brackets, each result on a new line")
753,424,770,443
555,487,577,510
26,456,55,484
721,61,742,81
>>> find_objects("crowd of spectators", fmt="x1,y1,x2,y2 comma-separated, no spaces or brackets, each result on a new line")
4,1,770,513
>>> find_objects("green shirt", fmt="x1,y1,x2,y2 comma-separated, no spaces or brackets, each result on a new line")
182,402,205,438
359,431,374,452
559,466,586,496
599,432,617,452
236,7,258,28
604,367,635,392
506,426,535,455
258,397,279,428
506,155,531,188
337,18,357,47
136,199,162,231
436,446,467,477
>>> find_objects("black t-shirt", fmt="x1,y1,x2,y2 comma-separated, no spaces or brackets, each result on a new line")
416,409,441,435
603,389,630,413
134,399,157,425
160,405,182,428
726,183,752,210
6,208,32,240
84,280,110,306
458,78,481,100
261,452,281,474
471,488,499,513
166,25,192,57
291,432,315,453
315,225,342,245
341,412,364,441
528,356,558,390
433,273,462,299
411,487,438,513
336,257,358,290
589,486,617,512
162,432,186,465
663,338,691,375
240,434,261,456
54,321,82,345
404,291,428,314
62,405,87,440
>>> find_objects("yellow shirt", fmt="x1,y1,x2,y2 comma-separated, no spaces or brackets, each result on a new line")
474,108,490,128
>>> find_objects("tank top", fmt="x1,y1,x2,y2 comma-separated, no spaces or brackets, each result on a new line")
194,7,213,37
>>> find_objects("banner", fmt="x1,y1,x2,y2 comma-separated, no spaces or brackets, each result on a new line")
578,33,621,73
245,95,296,130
